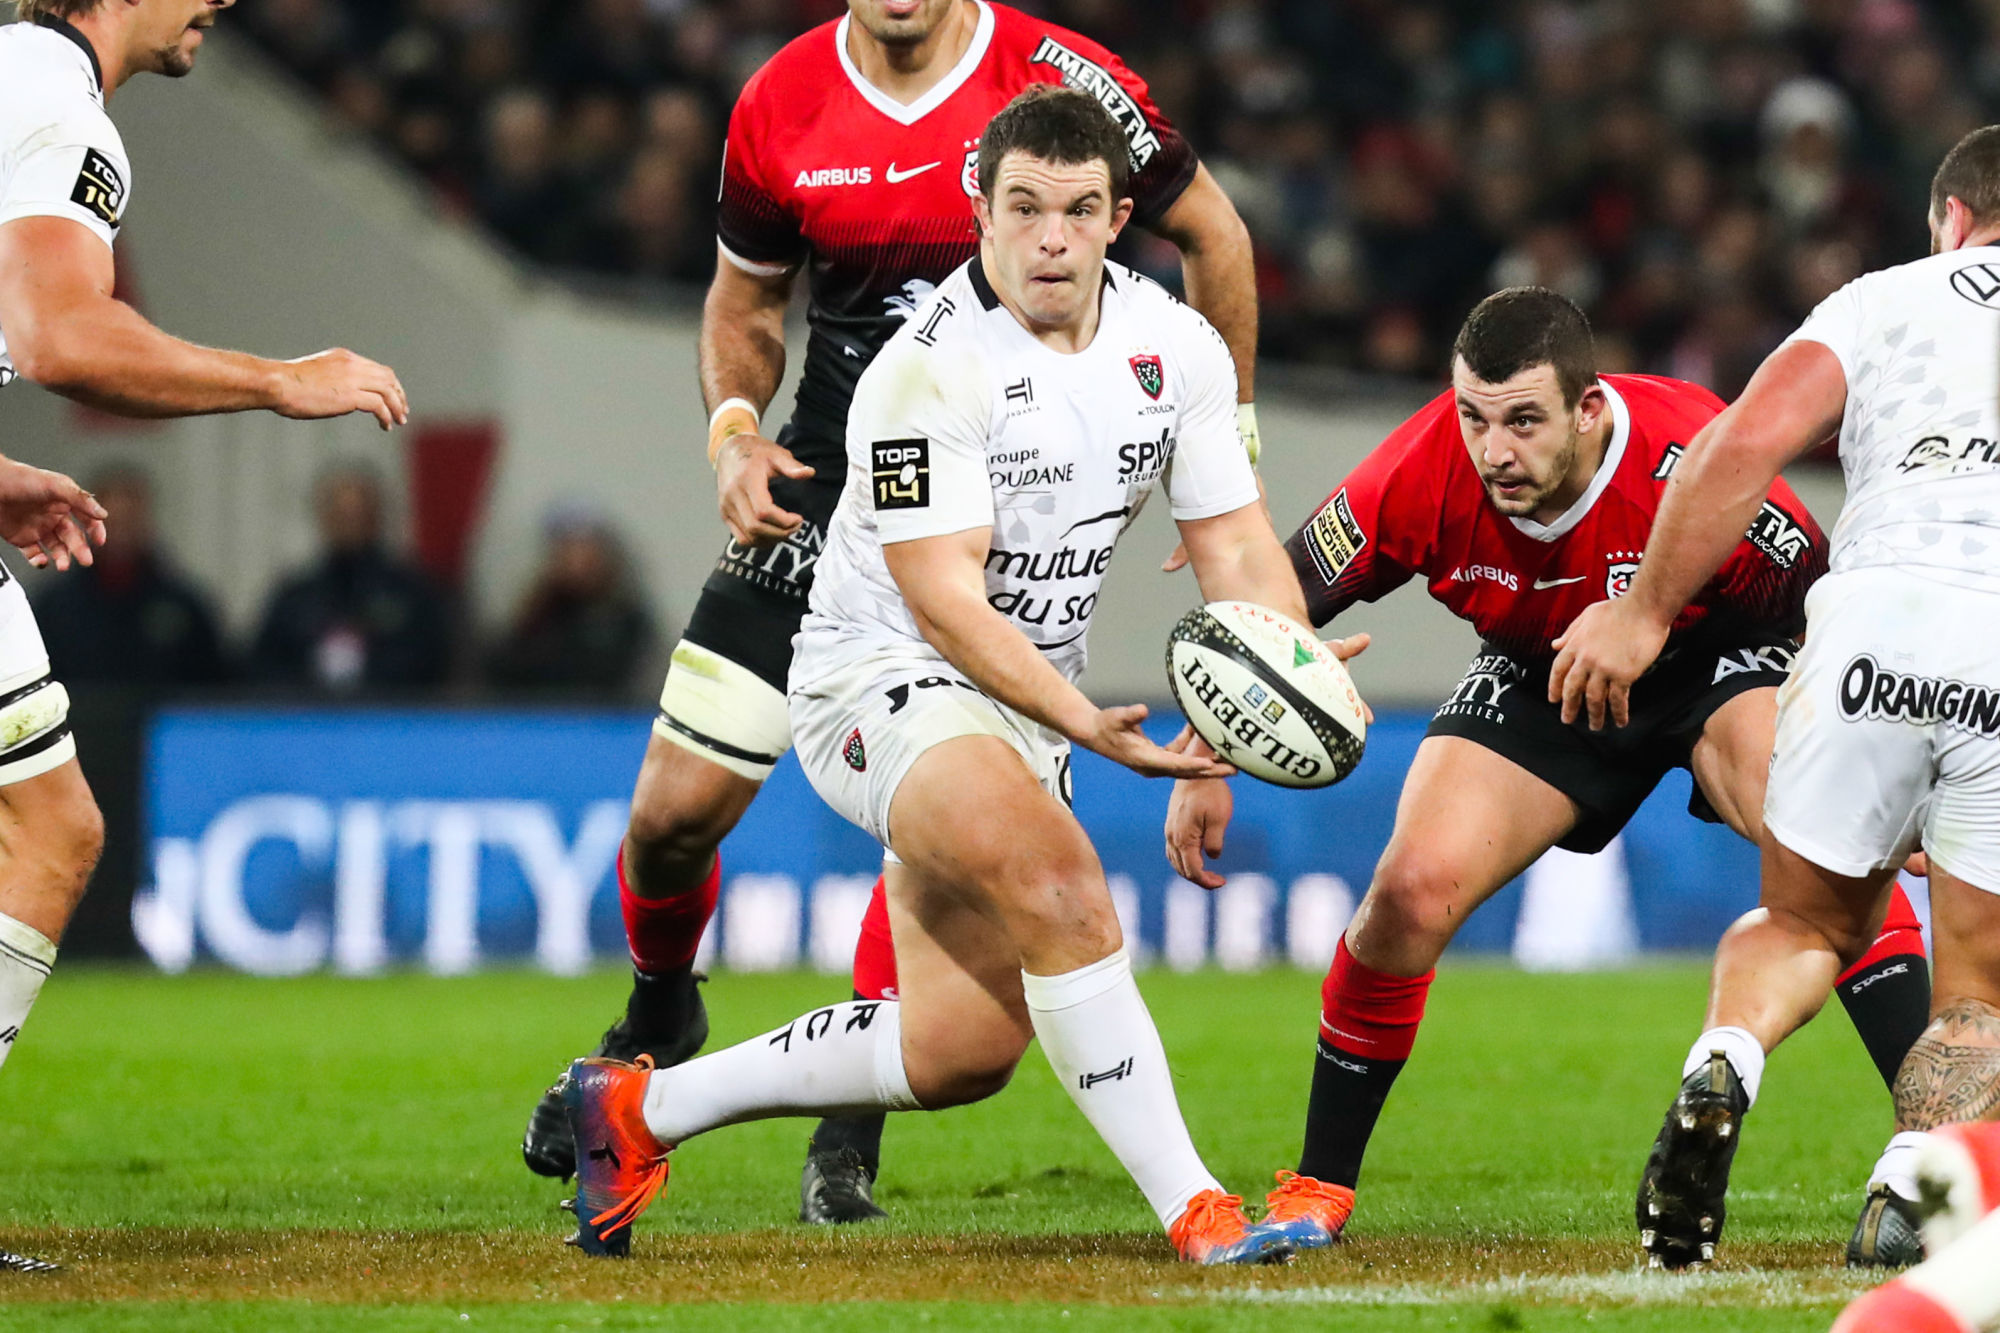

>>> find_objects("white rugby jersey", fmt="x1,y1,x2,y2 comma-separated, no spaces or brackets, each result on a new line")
792,256,1258,689
1784,245,2000,592
0,17,129,387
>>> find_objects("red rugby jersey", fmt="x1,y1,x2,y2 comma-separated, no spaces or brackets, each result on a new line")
716,0,1197,464
1285,374,1829,659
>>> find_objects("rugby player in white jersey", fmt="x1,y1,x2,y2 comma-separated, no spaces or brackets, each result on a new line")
557,86,1342,1265
0,0,406,1268
1553,125,2000,1271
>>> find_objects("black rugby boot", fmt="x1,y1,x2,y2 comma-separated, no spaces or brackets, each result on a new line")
800,1143,888,1224
523,968,708,1180
1847,1183,1924,1268
1636,1049,1749,1268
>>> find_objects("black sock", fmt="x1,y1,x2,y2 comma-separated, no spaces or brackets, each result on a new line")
1297,1037,1407,1188
624,964,704,1040
807,989,887,1174
1836,951,1931,1091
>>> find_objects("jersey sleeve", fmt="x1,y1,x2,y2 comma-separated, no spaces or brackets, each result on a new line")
0,116,129,250
714,78,805,276
1037,31,1198,226
1283,399,1450,628
1779,278,1867,387
848,330,995,545
1163,314,1257,520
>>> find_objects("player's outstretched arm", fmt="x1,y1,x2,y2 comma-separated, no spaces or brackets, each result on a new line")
700,250,811,547
0,455,106,571
883,527,1233,781
1550,340,1847,729
0,218,407,428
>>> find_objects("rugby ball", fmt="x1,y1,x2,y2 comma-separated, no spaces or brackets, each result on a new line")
1166,601,1367,788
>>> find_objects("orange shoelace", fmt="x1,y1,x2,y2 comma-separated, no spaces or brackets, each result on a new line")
1264,1170,1354,1227
1170,1189,1252,1249
589,1158,668,1233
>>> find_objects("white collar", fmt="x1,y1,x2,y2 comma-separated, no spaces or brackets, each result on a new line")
834,1,995,127
1507,377,1630,543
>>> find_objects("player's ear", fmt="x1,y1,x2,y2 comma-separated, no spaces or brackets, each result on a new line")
1575,379,1607,430
972,193,994,240
1110,196,1134,241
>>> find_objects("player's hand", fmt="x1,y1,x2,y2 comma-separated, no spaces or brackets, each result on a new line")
1165,769,1235,889
273,349,410,430
716,434,815,547
1081,703,1237,779
0,458,106,571
1549,600,1670,730
1328,631,1375,723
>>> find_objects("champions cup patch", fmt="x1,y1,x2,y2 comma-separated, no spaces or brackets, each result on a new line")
871,438,930,510
1129,354,1164,400
843,727,867,771
1303,490,1367,584
70,148,124,230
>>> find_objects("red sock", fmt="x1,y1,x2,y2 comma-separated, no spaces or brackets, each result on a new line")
1319,936,1433,1060
620,847,720,975
850,874,899,1001
1837,883,1927,987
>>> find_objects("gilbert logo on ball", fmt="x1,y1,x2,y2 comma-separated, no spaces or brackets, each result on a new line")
1166,601,1367,788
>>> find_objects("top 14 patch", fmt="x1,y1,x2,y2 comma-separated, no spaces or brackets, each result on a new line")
1302,489,1367,584
871,438,930,510
71,148,125,231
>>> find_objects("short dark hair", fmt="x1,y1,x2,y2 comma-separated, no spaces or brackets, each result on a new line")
1451,287,1598,407
1932,126,2000,229
11,1,104,23
976,85,1131,203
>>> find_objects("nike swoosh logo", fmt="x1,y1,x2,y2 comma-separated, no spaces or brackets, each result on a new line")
885,161,940,183
1533,575,1587,589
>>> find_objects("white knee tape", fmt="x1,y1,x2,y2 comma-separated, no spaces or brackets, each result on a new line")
0,677,73,787
653,642,792,782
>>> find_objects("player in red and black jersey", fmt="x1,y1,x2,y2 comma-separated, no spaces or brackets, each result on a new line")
521,0,1262,1225
1164,287,1931,1250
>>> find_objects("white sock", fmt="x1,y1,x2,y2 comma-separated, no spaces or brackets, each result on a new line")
641,999,917,1146
0,913,54,1073
1683,1026,1766,1107
1022,949,1222,1228
1869,1130,1932,1201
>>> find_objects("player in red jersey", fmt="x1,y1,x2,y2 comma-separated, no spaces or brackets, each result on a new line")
1163,287,1931,1250
521,0,1262,1226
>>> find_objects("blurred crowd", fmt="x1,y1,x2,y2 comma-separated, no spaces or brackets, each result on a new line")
237,0,2000,395
36,465,659,702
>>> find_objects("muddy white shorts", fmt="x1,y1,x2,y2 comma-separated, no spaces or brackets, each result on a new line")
1765,568,2000,890
789,651,1072,854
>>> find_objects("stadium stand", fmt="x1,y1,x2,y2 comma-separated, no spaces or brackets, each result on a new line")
237,0,1996,392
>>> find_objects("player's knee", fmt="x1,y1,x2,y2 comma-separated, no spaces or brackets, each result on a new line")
1362,857,1465,950
624,791,735,877
1001,875,1121,958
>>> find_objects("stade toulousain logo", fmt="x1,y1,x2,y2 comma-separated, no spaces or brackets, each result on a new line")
1129,354,1163,400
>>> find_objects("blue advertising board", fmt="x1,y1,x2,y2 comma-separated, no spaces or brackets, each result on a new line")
137,707,1769,975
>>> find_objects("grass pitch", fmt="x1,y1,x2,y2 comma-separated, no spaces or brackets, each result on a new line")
0,963,1896,1328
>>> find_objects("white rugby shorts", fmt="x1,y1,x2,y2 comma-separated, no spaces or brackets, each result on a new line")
0,562,73,786
1766,568,2000,891
790,651,1071,853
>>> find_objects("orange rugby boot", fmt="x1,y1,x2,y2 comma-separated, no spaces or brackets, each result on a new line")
1262,1170,1356,1250
559,1055,669,1257
1168,1188,1296,1265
